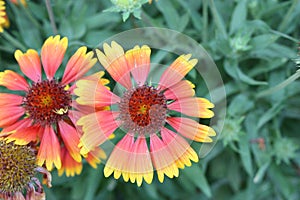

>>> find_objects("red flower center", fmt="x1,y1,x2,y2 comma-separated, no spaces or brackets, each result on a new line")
118,85,167,135
23,79,71,125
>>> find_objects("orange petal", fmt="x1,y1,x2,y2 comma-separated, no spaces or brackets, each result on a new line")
0,93,23,106
159,54,197,89
86,147,107,168
161,127,199,169
58,121,81,162
78,111,119,154
58,147,82,177
15,49,41,82
75,79,120,107
0,106,24,127
41,35,68,79
125,45,151,86
62,47,97,85
163,80,195,100
166,117,216,142
37,126,61,170
0,70,29,91
6,125,41,145
168,97,214,118
150,134,179,183
96,41,132,89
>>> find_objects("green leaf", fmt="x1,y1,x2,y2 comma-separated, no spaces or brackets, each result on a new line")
182,165,212,198
156,0,179,30
257,102,284,129
253,161,270,183
230,0,247,34
250,34,279,50
238,133,253,176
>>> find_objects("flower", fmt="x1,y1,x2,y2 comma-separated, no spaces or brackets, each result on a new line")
0,0,9,32
75,41,216,186
0,138,52,200
0,35,106,176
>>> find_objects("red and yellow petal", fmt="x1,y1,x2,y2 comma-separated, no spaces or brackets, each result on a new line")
0,118,32,137
0,0,7,32
159,54,197,89
37,126,61,170
62,47,97,85
58,147,83,177
96,42,132,89
168,97,214,118
125,45,151,86
166,117,216,142
86,147,107,168
58,121,81,162
0,70,29,91
15,49,41,82
41,35,68,79
78,111,119,155
161,127,198,169
0,106,24,127
5,126,40,145
163,80,195,100
150,134,179,183
75,79,120,107
104,134,153,186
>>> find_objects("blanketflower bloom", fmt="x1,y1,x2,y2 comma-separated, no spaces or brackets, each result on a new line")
0,138,52,200
0,0,9,32
0,35,106,176
75,41,216,186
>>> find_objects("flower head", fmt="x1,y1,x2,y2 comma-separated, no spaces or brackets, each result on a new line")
0,139,51,200
75,41,216,186
0,35,106,176
0,0,9,32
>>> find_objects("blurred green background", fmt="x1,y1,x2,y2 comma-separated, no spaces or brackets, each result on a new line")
1,0,300,199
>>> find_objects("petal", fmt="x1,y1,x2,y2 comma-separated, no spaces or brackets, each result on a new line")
168,97,214,118
58,121,81,163
37,126,62,170
78,111,119,155
58,147,83,177
159,54,197,89
6,126,40,145
41,35,68,79
0,106,24,127
166,117,216,142
125,45,151,86
96,41,132,89
0,70,29,91
75,79,120,107
0,93,23,106
104,134,153,186
127,136,153,186
163,80,195,100
15,49,42,82
104,134,134,180
0,118,32,137
150,134,179,183
62,47,97,85
86,147,107,168
161,127,199,169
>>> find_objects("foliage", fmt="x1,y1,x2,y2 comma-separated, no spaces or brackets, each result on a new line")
0,0,300,199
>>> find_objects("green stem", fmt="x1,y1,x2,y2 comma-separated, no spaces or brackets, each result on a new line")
208,0,227,38
0,45,15,53
257,69,300,98
278,0,299,32
45,0,57,34
1,31,26,51
202,0,208,42
19,3,43,31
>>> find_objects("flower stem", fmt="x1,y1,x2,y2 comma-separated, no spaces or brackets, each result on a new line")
202,0,208,42
278,0,299,32
45,0,57,34
257,69,300,98
1,31,26,51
